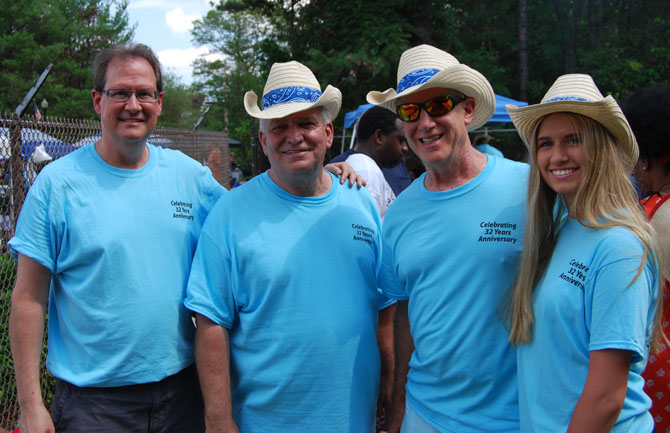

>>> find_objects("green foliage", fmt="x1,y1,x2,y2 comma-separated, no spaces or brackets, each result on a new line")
0,254,17,411
157,72,204,129
191,7,266,171
0,0,134,118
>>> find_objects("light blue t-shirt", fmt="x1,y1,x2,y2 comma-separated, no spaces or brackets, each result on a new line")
9,143,225,387
518,218,657,433
381,156,528,432
185,171,383,433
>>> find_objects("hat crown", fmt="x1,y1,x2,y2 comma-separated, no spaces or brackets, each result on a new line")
244,60,341,120
541,74,606,104
263,61,322,95
396,44,460,85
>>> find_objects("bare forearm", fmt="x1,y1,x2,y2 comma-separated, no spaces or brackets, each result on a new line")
567,349,630,433
10,295,47,409
10,255,51,411
567,393,623,433
377,303,396,387
10,254,54,433
387,300,413,433
194,314,239,433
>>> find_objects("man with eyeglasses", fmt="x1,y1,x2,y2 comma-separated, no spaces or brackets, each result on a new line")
366,45,529,433
8,42,225,432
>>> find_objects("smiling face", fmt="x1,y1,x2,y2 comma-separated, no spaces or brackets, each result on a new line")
259,107,333,193
535,112,586,211
398,87,475,171
92,56,162,167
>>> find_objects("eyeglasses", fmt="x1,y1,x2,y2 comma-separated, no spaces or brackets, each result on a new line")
101,89,159,103
396,95,465,122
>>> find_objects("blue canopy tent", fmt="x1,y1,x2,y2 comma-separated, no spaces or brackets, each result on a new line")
73,132,173,149
340,94,528,153
0,127,76,160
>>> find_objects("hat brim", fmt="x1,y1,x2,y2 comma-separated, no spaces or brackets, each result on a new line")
506,96,638,170
366,64,495,131
245,85,342,122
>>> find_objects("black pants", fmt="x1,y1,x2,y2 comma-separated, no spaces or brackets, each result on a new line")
51,364,205,433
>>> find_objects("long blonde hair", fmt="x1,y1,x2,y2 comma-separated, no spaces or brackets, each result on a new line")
507,113,666,352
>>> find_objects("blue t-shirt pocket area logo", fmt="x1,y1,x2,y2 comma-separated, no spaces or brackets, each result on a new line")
171,200,194,221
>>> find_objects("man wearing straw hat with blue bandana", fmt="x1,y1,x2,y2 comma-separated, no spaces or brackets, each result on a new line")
185,60,395,433
367,45,528,432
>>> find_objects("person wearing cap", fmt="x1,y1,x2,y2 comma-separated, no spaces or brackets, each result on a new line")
367,44,528,432
185,60,394,433
506,74,664,432
9,42,225,432
621,85,670,433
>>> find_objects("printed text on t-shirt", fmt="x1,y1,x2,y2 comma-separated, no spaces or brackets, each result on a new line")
352,223,375,244
477,221,519,244
558,259,589,290
171,200,194,221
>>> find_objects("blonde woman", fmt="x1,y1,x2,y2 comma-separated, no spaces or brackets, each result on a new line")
506,74,664,433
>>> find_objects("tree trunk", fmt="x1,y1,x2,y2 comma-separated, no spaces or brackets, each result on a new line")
518,0,529,102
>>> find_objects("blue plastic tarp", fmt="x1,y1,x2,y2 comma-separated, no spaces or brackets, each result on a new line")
0,127,76,160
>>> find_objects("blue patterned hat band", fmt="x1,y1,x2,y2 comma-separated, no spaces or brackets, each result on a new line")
545,96,589,103
261,87,323,110
396,68,440,94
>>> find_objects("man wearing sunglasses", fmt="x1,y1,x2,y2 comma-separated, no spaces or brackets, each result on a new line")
9,43,225,432
367,44,529,433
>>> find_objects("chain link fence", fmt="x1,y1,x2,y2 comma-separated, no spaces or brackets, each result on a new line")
0,114,230,431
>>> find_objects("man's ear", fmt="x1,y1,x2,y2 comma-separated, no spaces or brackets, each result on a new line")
374,128,385,147
259,130,269,156
462,97,476,126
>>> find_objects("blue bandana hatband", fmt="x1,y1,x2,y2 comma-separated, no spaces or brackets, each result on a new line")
396,68,440,94
261,87,323,110
544,96,589,103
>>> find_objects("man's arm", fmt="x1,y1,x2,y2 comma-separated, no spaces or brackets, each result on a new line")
567,349,631,433
9,253,54,433
376,303,396,431
194,313,240,433
386,300,413,433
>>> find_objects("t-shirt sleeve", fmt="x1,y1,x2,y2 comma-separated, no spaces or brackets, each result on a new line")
184,204,236,329
8,176,57,272
379,226,407,300
586,256,656,363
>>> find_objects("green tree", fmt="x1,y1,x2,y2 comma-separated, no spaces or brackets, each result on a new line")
0,0,134,118
191,7,265,173
158,71,204,129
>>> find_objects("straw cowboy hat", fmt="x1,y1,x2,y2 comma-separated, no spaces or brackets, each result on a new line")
506,73,638,170
366,44,496,131
244,61,342,121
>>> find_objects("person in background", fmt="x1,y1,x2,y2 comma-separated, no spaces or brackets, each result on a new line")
507,73,664,433
622,84,670,433
367,44,528,433
185,60,393,433
345,105,407,220
473,132,504,158
330,110,413,197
